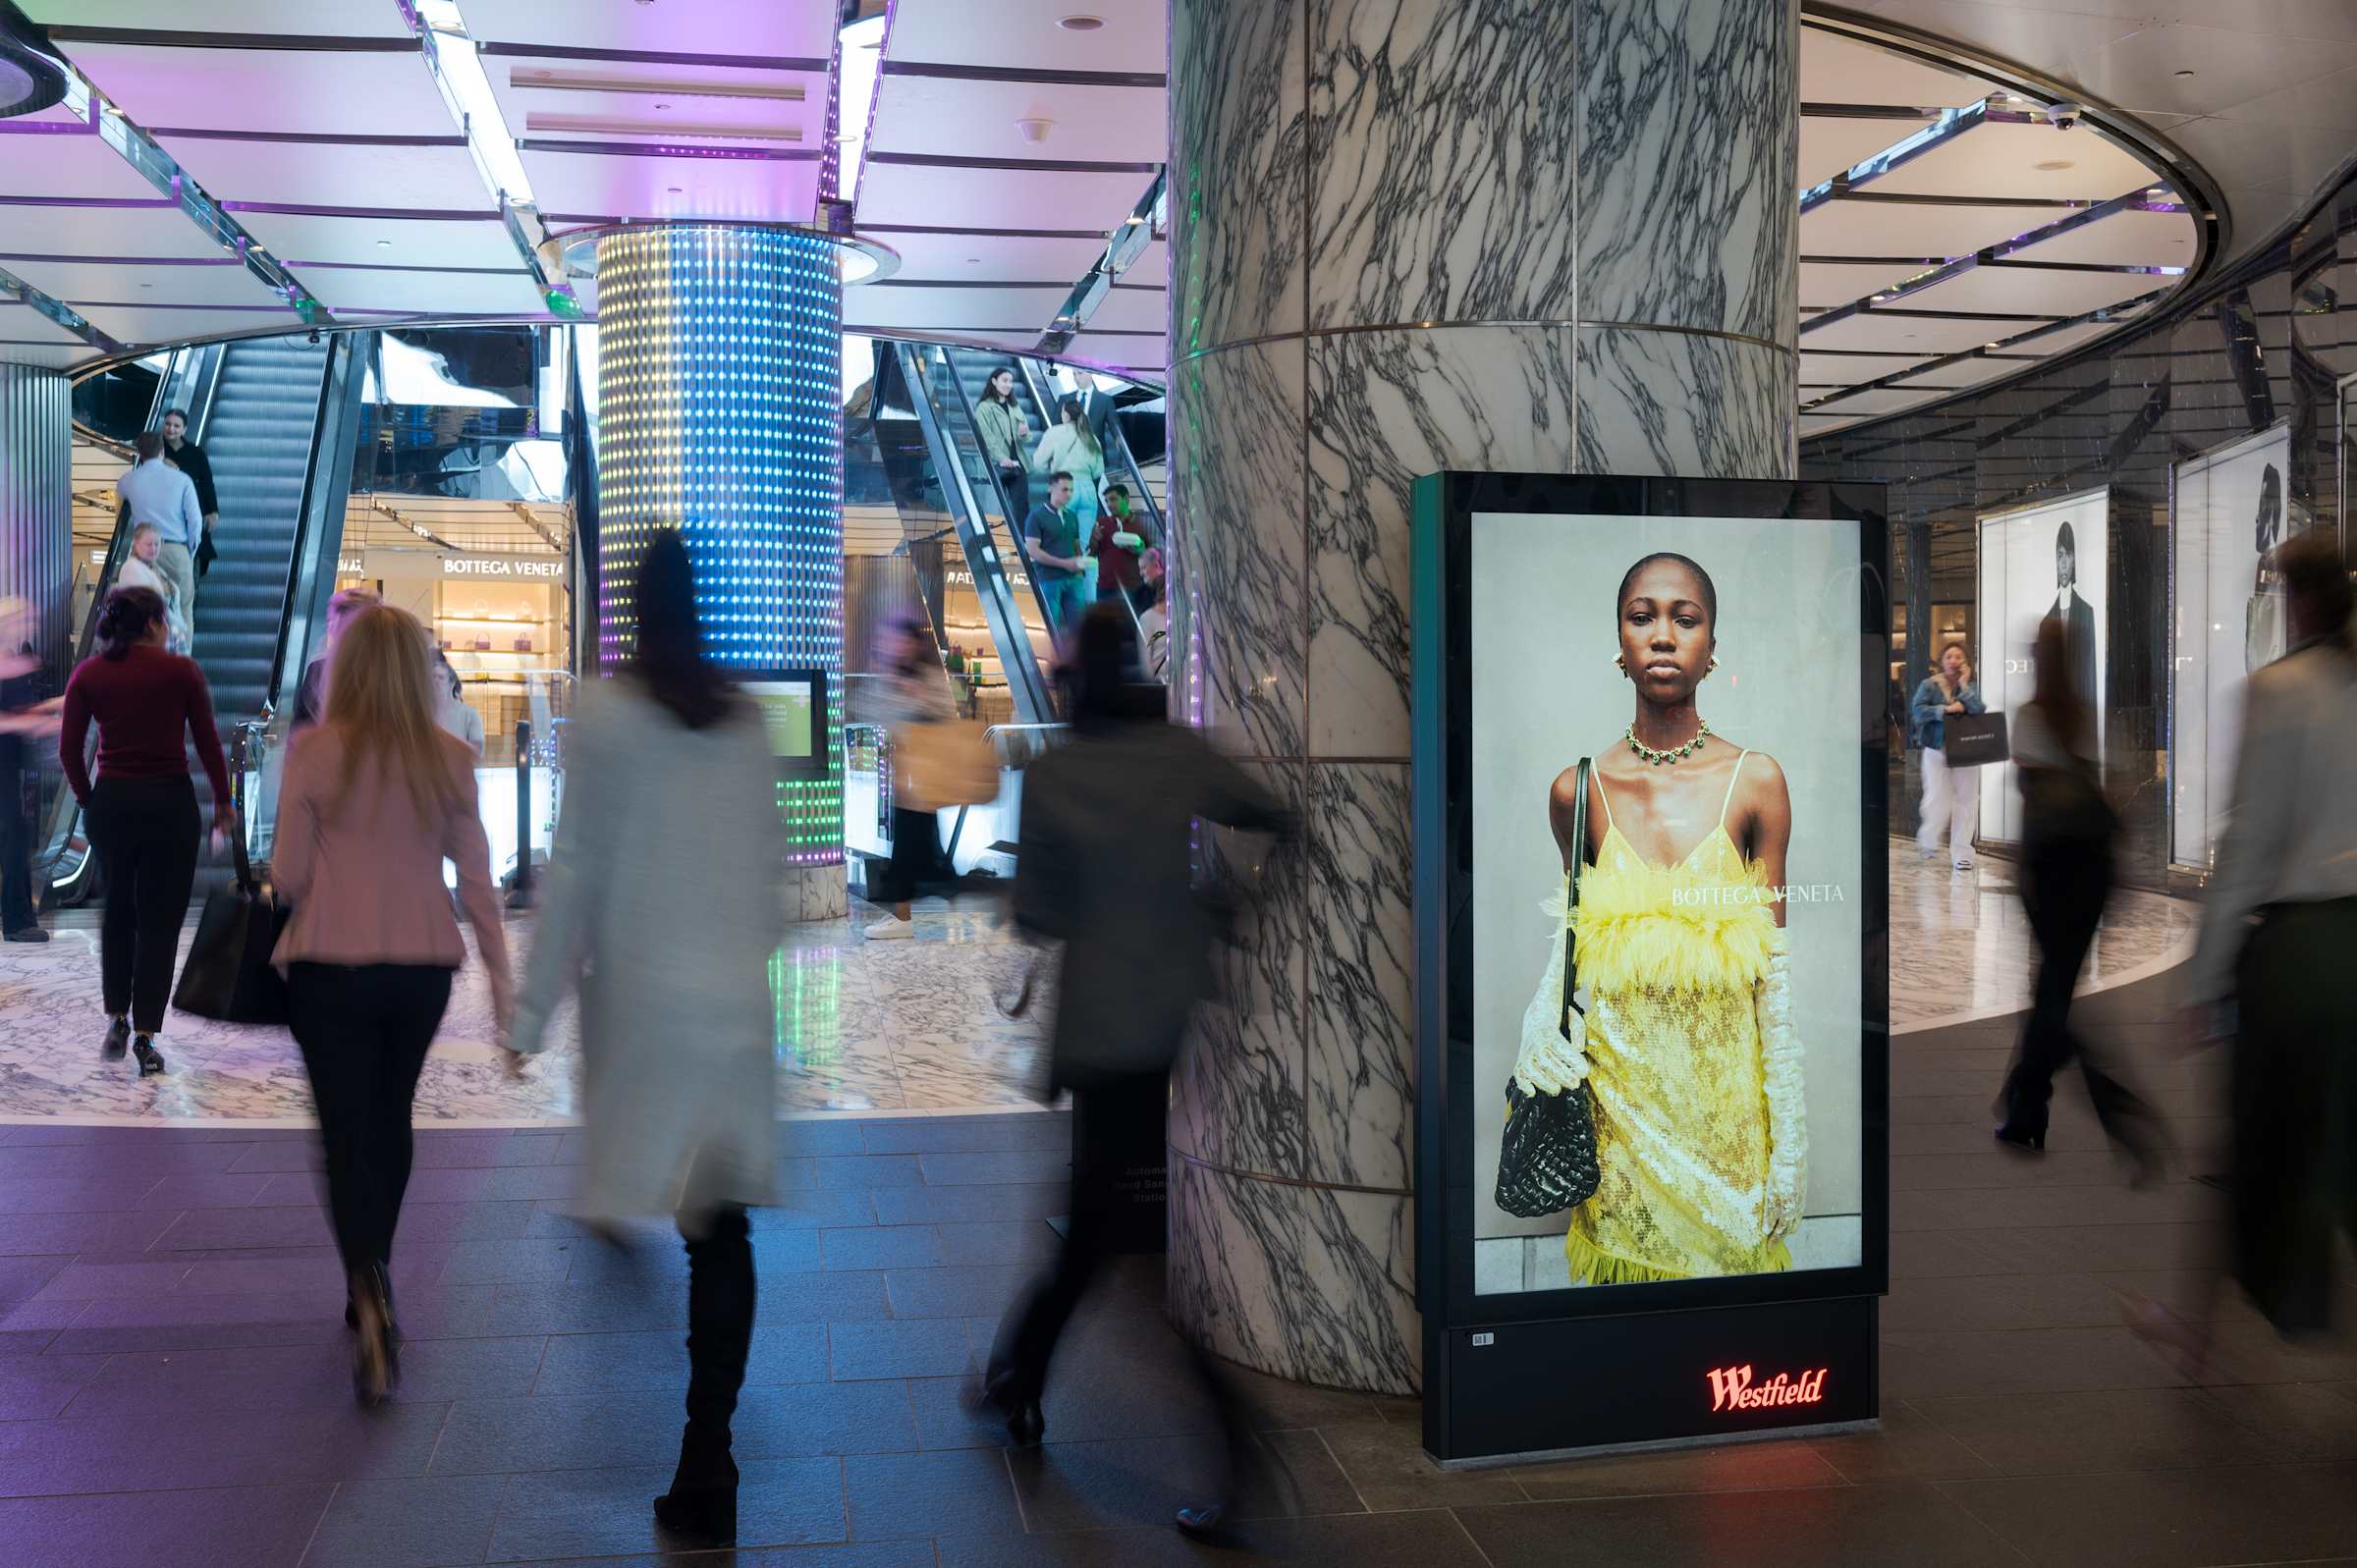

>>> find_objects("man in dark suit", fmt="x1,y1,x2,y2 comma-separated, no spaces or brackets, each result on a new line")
1069,369,1120,456
2046,518,2098,707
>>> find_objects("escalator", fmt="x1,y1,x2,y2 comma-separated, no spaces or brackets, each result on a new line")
43,331,364,900
187,336,333,727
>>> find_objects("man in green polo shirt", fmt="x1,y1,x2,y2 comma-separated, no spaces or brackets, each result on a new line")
1023,470,1089,641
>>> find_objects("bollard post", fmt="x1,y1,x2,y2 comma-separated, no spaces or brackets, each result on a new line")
507,719,535,909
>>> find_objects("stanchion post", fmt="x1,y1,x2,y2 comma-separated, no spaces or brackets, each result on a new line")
508,719,535,909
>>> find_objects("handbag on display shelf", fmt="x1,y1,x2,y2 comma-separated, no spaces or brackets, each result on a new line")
1944,711,2009,769
171,821,290,1024
1494,757,1603,1219
892,719,999,811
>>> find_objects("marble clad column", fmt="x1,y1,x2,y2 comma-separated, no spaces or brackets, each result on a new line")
1165,0,1798,1394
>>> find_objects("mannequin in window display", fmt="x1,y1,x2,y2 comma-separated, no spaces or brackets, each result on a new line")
2246,464,2286,675
1513,553,1808,1283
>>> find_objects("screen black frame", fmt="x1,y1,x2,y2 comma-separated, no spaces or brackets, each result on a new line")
1412,470,1892,1338
739,667,832,782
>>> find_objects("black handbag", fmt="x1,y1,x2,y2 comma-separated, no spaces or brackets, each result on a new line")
171,821,290,1024
1495,757,1603,1218
1943,711,2009,768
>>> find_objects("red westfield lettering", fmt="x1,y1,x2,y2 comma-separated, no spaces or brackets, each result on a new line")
1706,1364,1828,1413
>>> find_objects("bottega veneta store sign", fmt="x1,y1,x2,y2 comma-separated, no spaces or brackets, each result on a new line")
443,557,564,579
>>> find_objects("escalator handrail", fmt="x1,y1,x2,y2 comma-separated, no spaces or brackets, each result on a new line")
260,335,351,716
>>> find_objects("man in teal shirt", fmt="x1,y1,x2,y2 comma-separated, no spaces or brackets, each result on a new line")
1023,470,1089,640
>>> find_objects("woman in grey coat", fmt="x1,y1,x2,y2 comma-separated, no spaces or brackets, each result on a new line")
980,604,1291,1538
506,532,783,1547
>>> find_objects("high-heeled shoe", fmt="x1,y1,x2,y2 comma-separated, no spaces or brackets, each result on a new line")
349,1265,398,1407
101,1017,130,1059
653,1450,738,1545
345,1263,396,1335
1992,1125,2045,1154
132,1036,164,1076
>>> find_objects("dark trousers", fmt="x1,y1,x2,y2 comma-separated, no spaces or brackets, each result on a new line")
1,762,31,934
997,463,1029,524
992,1072,1246,1480
678,1204,755,1475
2232,898,2357,1335
84,776,200,1033
2001,836,2151,1147
867,807,940,906
288,962,454,1276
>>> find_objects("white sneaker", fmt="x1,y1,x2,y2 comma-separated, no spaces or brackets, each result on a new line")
864,916,913,940
1952,859,1975,872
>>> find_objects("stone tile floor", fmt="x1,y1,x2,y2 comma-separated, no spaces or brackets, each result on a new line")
2,960,2354,1565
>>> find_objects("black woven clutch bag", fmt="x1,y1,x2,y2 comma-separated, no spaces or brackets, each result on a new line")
1495,756,1602,1218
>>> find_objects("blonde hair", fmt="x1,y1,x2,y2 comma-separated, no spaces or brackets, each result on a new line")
323,605,470,822
131,522,162,548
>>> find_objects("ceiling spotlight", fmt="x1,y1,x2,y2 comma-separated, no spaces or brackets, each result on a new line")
1014,117,1054,143
653,102,671,110
2173,69,2196,79
376,238,394,247
665,185,684,193
965,256,982,264
1058,15,1106,29
2034,159,2075,172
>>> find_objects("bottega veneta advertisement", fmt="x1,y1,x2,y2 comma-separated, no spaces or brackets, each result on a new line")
1414,472,1888,1461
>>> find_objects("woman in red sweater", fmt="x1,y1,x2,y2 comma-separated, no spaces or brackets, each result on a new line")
59,586,233,1074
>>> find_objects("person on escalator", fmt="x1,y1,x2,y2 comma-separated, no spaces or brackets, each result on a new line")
291,587,383,733
160,408,218,583
1135,548,1170,681
1022,471,1090,642
864,617,954,942
975,365,1031,524
115,432,204,650
1069,368,1120,452
1032,396,1107,547
59,586,235,1075
1088,484,1149,607
116,525,191,656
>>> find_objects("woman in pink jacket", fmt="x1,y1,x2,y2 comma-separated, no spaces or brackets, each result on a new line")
272,605,510,1405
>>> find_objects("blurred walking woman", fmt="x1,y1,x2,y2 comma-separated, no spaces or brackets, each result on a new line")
60,585,233,1075
1995,618,2155,1171
272,605,511,1405
508,531,782,1547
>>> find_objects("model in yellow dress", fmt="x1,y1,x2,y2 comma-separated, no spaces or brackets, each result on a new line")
1511,552,1808,1284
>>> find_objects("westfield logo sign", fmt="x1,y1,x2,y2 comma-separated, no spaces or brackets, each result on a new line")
1706,1364,1829,1413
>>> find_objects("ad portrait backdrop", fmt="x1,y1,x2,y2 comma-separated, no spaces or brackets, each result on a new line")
1469,513,1866,1294
1976,490,2110,843
2172,425,2296,869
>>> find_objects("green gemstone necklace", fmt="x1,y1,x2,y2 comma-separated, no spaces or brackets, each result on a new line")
1625,718,1711,766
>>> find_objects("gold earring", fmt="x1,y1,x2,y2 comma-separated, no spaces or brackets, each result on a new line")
1707,656,1719,676
1614,654,1627,677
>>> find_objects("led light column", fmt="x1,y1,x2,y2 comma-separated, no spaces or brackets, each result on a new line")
596,224,846,879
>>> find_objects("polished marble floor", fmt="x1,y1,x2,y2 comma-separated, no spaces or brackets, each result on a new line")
0,859,2197,1127
0,895,1047,1126
1888,841,2196,1036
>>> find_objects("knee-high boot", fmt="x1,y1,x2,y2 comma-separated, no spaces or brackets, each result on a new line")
654,1206,754,1543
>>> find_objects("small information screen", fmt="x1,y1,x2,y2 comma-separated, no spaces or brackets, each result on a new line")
746,679,816,761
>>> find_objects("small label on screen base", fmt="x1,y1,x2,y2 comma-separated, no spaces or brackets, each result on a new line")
1470,1332,1495,1347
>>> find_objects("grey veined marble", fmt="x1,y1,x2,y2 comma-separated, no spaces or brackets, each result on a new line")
1166,0,1800,1396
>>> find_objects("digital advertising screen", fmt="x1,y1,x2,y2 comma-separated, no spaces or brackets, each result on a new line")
1975,491,2108,844
740,670,829,782
1414,472,1889,1461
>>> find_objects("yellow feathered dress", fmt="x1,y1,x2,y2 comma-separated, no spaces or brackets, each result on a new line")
1527,752,1807,1284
